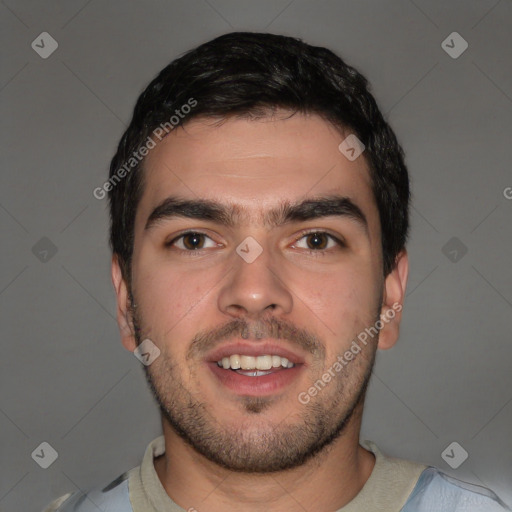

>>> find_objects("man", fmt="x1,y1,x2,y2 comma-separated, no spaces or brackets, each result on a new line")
44,32,509,512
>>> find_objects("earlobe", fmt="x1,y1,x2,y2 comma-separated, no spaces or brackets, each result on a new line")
377,250,409,350
111,255,137,352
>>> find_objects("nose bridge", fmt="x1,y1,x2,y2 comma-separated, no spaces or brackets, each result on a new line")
217,235,293,318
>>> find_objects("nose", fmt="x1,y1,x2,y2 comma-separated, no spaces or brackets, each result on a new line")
217,238,293,320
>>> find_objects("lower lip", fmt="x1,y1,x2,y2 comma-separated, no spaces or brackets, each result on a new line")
207,362,303,396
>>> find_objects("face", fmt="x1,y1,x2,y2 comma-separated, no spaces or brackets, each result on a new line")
113,111,408,473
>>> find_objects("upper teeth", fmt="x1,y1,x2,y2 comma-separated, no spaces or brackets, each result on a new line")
217,355,295,370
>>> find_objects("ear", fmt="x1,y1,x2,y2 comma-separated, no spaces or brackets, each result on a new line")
111,255,137,352
377,249,409,350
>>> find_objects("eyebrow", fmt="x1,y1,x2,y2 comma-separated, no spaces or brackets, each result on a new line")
144,195,369,234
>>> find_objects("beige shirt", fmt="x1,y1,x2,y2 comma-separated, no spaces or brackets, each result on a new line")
126,436,427,511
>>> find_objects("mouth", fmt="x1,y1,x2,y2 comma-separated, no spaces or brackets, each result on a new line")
217,354,295,374
206,344,306,396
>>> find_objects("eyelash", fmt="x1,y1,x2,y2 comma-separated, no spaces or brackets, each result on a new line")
165,229,345,257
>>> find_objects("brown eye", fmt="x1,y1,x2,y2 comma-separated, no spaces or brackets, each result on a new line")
166,232,217,251
181,233,205,250
305,232,329,250
292,231,345,253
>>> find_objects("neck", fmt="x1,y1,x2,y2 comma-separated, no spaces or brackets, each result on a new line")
154,404,375,512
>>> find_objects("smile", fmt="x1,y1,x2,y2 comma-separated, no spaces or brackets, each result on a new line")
217,354,295,371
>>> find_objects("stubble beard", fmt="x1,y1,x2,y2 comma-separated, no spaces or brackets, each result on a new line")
130,295,379,474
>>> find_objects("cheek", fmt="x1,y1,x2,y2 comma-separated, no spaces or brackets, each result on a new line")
298,265,380,351
302,264,376,312
133,261,209,340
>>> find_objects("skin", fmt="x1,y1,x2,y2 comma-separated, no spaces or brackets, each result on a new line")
112,111,409,512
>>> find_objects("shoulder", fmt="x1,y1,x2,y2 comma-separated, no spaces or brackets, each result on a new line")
41,469,135,512
402,467,511,511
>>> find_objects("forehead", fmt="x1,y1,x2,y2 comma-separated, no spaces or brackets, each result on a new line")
136,112,379,233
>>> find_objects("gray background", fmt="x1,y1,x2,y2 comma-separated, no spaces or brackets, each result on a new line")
1,1,511,510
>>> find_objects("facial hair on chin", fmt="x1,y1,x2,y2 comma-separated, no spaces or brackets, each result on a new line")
128,293,379,473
